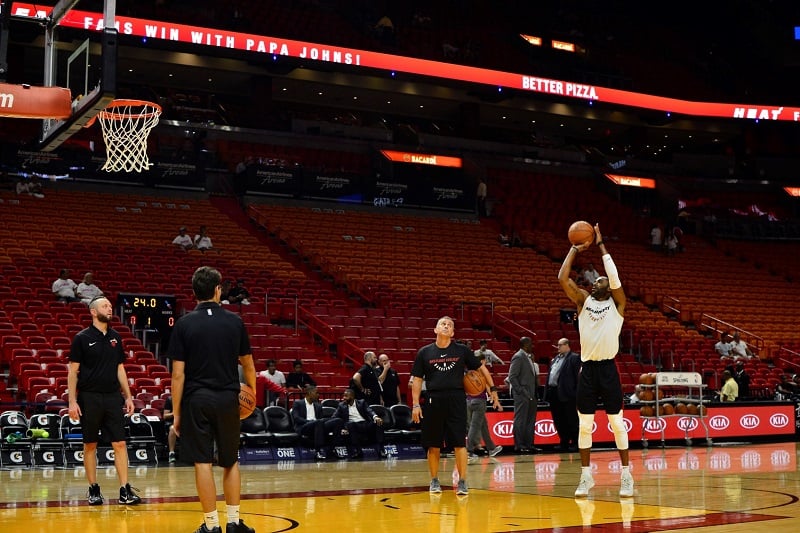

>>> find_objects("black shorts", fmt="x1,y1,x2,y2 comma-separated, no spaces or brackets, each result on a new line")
421,391,467,449
181,388,240,468
576,359,624,415
78,391,126,444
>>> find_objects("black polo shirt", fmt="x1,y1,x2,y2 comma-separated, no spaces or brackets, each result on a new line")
167,301,251,396
70,324,125,393
411,341,481,393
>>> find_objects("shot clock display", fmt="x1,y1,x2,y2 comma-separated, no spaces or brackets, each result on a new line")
116,293,176,346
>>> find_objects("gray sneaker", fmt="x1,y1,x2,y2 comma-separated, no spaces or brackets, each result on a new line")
429,478,442,493
456,479,468,495
489,445,503,457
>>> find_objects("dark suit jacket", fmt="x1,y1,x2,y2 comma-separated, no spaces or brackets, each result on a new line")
554,351,581,402
334,399,377,424
291,399,324,429
508,349,538,400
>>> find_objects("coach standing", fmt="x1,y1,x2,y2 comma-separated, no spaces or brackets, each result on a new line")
68,296,141,506
168,266,257,533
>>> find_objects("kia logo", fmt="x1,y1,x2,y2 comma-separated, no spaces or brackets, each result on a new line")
492,420,514,438
741,451,761,469
771,450,791,467
769,413,789,428
708,415,730,430
677,417,698,431
644,418,666,433
535,419,558,437
606,417,633,432
740,414,760,429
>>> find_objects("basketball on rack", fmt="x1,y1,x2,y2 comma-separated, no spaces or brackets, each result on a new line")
463,370,487,396
568,220,595,246
239,383,256,419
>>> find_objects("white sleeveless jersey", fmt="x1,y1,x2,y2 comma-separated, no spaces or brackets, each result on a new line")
578,295,623,362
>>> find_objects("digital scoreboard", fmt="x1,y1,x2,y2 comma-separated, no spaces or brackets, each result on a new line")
116,293,176,346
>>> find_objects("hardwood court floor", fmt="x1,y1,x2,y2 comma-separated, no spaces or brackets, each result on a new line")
2,441,800,532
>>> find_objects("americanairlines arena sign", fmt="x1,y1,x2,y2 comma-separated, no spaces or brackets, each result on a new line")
11,2,800,123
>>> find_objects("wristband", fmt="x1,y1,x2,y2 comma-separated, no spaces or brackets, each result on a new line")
489,386,498,392
597,241,604,246
412,404,421,408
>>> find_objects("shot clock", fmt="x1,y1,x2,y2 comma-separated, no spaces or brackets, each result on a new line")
116,293,176,347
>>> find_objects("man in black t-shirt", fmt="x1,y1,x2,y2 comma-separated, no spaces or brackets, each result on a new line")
410,316,501,496
168,266,256,533
352,351,382,405
68,296,141,506
377,353,401,407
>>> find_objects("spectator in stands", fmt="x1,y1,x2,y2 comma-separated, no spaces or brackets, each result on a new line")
259,359,286,406
719,370,738,402
219,280,232,303
583,263,600,285
650,224,663,252
475,339,504,367
352,351,382,406
16,175,45,198
77,272,104,305
377,353,401,407
664,228,679,256
714,332,734,360
476,177,487,217
285,359,316,391
226,279,251,306
374,14,395,46
733,361,750,399
52,268,80,303
776,374,799,401
334,388,386,459
172,226,194,251
627,384,644,404
467,352,503,459
194,226,214,252
163,395,178,464
730,332,754,360
291,385,344,461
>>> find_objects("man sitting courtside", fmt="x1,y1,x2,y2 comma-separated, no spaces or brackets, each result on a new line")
334,388,386,459
291,386,343,461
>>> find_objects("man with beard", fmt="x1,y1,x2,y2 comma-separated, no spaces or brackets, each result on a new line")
68,296,141,506
558,224,634,499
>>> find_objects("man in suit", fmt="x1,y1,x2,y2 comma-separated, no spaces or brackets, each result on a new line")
290,385,343,460
507,336,541,453
546,338,581,452
334,388,386,459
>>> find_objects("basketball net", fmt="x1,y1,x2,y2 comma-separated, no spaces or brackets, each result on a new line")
94,99,161,173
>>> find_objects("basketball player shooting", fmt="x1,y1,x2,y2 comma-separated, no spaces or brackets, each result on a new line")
557,223,634,499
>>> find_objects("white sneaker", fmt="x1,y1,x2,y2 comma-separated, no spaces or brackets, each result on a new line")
619,471,634,498
574,473,595,497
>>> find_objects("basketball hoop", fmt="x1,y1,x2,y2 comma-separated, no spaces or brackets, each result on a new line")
90,99,161,173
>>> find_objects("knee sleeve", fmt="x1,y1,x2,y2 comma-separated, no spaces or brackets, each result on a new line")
578,413,594,449
608,412,629,450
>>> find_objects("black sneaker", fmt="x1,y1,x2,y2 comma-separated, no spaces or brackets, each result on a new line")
226,519,255,533
194,524,221,533
86,483,104,506
119,483,142,505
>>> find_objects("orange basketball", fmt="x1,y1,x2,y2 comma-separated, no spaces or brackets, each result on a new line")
686,403,698,415
640,405,654,417
239,383,257,419
463,370,487,396
697,405,707,417
640,373,655,385
568,220,595,246
675,402,688,414
662,403,675,415
639,389,654,402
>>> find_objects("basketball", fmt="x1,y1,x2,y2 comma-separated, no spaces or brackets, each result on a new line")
675,402,688,414
463,370,487,396
686,403,698,415
639,373,655,385
698,404,707,417
568,220,595,246
640,405,654,417
239,383,257,419
662,403,675,415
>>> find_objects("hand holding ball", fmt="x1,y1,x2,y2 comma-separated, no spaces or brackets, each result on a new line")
568,220,595,246
239,383,257,419
463,370,487,396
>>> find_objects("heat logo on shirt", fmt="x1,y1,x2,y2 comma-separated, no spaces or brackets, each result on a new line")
432,356,459,372
585,302,612,322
